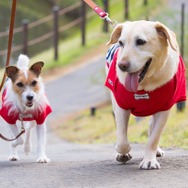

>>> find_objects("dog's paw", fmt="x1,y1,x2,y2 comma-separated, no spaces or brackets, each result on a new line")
156,147,165,157
8,155,19,161
139,158,161,170
37,156,50,163
116,143,131,154
116,153,132,163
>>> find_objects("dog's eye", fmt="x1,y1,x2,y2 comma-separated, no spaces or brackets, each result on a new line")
31,80,37,87
119,40,124,47
16,82,24,88
136,38,146,46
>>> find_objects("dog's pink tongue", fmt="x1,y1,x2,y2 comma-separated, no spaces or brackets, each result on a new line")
125,72,139,92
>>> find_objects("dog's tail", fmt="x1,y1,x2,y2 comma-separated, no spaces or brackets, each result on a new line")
17,54,30,70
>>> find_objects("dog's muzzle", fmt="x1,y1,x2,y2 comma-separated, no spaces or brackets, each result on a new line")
123,58,152,92
26,95,34,107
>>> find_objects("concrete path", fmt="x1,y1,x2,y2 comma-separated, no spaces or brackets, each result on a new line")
46,55,109,120
0,0,188,187
0,53,188,188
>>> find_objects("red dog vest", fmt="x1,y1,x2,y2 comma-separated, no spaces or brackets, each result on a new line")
105,49,186,116
0,90,52,125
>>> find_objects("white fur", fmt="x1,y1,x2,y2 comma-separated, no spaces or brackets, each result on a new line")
17,54,30,71
4,77,49,117
4,54,50,163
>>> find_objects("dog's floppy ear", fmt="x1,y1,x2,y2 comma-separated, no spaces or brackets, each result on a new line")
29,61,44,77
155,21,178,51
6,66,19,82
107,24,123,45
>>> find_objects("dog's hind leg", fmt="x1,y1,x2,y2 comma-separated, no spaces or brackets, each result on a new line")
24,121,35,155
139,110,170,170
111,94,132,163
36,122,50,163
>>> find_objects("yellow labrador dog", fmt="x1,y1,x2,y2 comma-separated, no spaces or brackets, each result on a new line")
105,20,186,170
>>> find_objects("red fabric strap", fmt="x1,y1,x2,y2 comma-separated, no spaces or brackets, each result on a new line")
83,0,107,18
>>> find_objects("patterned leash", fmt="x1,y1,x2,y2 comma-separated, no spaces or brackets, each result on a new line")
83,0,118,28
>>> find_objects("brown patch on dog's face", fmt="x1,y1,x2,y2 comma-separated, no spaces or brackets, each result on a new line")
12,71,40,95
6,62,44,108
27,71,40,93
12,71,27,96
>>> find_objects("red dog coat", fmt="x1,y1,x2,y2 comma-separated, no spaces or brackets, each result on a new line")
105,48,186,117
0,90,52,125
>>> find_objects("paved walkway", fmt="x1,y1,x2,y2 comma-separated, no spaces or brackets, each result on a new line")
46,55,109,120
0,1,188,187
0,53,188,188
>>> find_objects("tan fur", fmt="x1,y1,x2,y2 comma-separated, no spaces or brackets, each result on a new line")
107,20,179,91
107,20,181,170
6,63,42,99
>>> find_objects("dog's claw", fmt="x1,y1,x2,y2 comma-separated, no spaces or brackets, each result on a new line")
8,155,19,161
139,159,161,170
37,156,50,163
156,152,163,157
156,148,165,157
116,153,132,163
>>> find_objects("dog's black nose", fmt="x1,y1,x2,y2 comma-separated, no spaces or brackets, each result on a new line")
27,95,34,101
118,62,130,72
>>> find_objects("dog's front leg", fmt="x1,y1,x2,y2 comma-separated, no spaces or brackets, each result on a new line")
36,122,50,163
139,110,170,170
149,118,164,157
112,95,132,163
7,123,24,161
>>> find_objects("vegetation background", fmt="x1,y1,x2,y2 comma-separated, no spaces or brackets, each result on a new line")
0,0,188,149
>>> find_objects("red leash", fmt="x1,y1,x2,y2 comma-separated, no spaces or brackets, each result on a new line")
83,0,117,27
0,0,17,92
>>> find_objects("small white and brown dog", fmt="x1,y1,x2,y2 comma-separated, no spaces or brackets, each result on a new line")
0,54,52,163
105,20,186,169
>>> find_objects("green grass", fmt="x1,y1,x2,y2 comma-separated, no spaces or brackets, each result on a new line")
0,0,166,72
0,0,80,64
56,102,188,150
153,3,188,66
31,0,165,70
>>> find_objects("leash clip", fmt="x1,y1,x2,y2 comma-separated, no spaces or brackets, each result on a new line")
93,5,118,28
104,15,118,28
83,1,118,28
